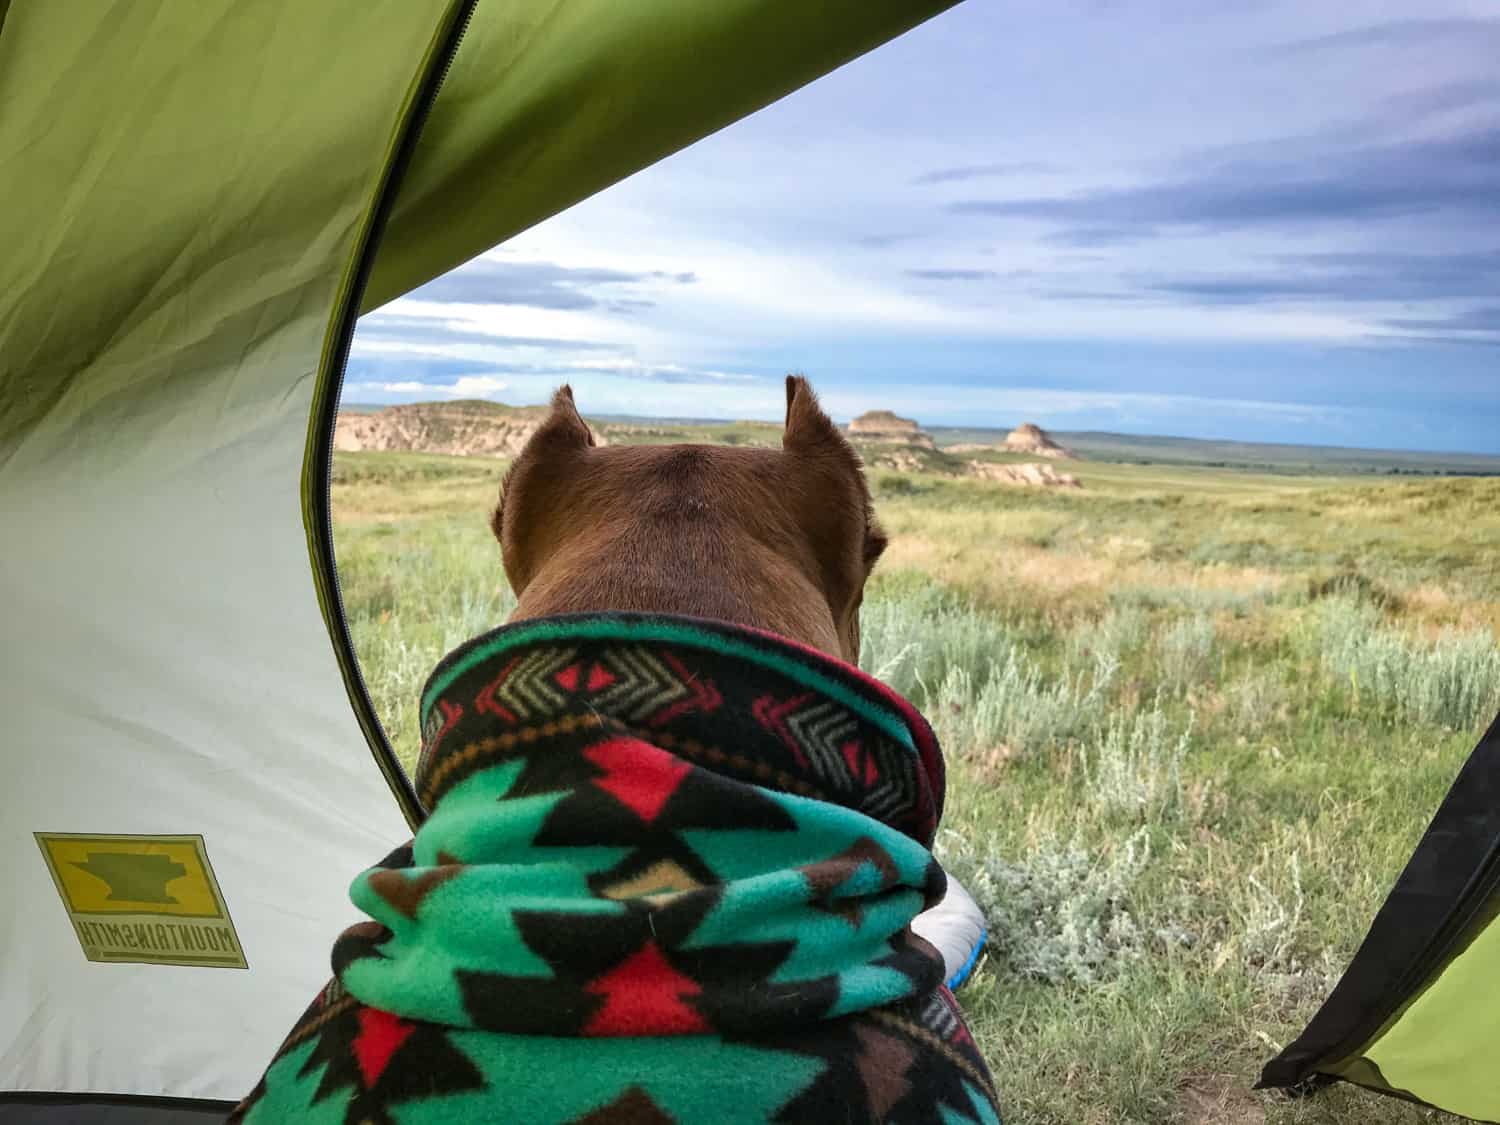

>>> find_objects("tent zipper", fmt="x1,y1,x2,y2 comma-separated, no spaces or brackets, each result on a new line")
307,0,479,830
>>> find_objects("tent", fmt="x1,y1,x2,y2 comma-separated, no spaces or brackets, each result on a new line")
1259,709,1500,1121
0,2,964,1117
3,3,1495,1122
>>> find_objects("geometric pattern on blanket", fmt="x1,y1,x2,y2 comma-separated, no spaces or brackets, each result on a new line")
232,613,1000,1123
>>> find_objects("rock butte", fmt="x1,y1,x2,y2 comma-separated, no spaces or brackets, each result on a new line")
1003,422,1075,460
846,410,936,450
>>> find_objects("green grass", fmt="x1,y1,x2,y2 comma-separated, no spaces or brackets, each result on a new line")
332,444,1500,1125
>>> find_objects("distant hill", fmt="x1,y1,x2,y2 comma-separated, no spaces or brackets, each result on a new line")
335,400,566,457
337,403,1499,477
930,426,1500,477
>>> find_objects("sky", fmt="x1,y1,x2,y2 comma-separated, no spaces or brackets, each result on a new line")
348,1,1500,454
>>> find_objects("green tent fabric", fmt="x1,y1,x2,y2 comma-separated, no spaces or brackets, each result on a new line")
0,1,957,1114
1260,709,1500,1121
365,3,963,313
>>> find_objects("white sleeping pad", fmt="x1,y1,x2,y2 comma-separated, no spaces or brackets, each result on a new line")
913,869,987,989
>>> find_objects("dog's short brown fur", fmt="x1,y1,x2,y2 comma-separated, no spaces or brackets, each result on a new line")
493,375,886,661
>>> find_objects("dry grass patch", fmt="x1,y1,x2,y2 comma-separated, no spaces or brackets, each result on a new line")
1181,1074,1267,1125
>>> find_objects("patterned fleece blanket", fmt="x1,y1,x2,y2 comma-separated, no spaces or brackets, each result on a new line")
232,613,1001,1124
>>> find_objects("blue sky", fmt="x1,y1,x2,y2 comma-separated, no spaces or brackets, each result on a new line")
350,1,1500,453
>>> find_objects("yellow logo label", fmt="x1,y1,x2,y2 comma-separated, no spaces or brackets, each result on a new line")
35,833,247,969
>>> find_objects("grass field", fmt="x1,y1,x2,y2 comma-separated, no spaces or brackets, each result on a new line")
332,440,1500,1125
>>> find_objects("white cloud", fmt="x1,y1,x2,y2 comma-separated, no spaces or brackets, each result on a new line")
558,357,756,382
448,375,510,397
344,376,509,398
348,380,433,394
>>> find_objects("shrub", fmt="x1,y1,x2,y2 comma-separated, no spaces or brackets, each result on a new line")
859,582,1025,706
871,472,926,498
1155,614,1217,695
862,576,1123,758
1067,605,1148,668
1083,699,1192,821
1226,668,1286,730
1111,585,1276,616
933,649,1115,761
1307,569,1402,612
1217,847,1340,1003
936,828,1162,986
1235,851,1304,975
1313,597,1500,731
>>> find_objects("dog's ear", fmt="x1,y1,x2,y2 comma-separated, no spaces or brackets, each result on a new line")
492,385,594,594
781,376,880,556
783,374,846,455
780,374,887,656
537,384,595,449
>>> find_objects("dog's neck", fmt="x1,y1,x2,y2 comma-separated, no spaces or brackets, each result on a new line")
507,522,847,660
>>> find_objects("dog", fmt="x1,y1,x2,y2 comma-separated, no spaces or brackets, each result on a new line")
233,377,1000,1124
494,377,886,663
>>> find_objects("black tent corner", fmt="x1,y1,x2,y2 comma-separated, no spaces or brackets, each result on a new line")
1259,707,1500,1119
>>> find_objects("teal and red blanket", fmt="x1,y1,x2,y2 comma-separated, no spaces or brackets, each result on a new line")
233,614,1000,1123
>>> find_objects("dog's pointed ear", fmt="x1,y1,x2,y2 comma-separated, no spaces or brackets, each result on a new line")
537,384,595,448
491,385,592,592
782,374,845,454
780,374,887,658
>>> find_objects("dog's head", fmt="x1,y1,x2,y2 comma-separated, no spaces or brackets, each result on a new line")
492,375,886,662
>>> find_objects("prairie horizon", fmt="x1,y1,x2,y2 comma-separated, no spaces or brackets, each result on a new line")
339,398,1500,475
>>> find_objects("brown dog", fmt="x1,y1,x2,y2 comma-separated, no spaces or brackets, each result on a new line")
493,375,887,661
232,374,1001,1123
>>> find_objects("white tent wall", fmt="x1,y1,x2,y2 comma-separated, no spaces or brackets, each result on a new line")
0,2,456,1103
0,356,412,1101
